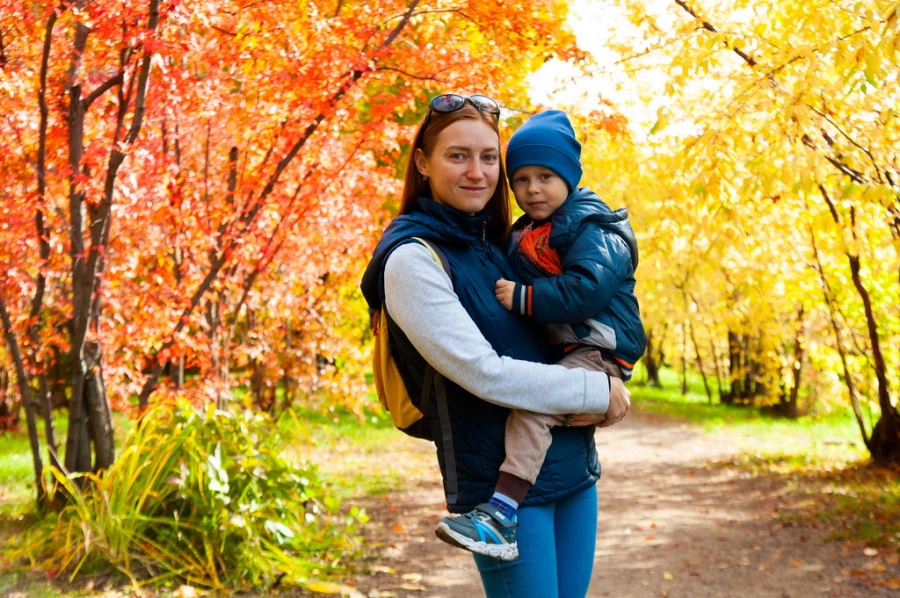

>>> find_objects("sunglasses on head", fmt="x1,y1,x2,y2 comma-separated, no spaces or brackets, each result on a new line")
430,93,500,115
421,94,501,130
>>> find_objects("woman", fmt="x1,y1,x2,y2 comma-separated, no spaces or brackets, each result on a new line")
360,94,630,597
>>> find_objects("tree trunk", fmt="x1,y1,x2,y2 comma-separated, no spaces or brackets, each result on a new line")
176,356,185,388
84,342,114,470
709,337,724,402
643,328,662,387
870,410,900,465
816,185,896,463
0,368,12,431
742,334,753,402
777,306,805,419
0,298,46,507
811,227,873,452
849,252,899,464
723,330,741,405
279,319,295,412
37,366,63,471
689,320,713,403
680,324,688,395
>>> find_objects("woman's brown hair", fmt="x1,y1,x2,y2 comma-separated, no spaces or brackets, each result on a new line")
399,102,510,243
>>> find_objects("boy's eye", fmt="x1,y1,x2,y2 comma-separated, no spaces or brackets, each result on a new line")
483,154,498,163
450,153,466,160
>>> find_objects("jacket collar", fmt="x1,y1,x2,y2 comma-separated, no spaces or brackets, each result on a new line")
360,196,490,310
413,195,489,244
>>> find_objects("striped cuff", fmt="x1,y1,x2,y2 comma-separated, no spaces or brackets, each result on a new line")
615,357,635,381
511,283,533,316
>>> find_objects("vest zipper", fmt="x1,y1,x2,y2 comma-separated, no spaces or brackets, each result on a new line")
480,220,491,256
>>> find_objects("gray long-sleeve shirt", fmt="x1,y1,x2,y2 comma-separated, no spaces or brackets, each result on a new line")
383,243,611,416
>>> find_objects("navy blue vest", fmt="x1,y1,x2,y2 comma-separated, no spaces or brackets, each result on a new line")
361,196,600,512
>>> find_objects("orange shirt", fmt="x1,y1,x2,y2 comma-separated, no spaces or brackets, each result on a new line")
515,222,562,277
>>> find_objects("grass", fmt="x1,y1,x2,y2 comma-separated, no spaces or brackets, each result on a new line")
0,413,108,596
631,367,866,457
0,433,40,517
277,402,435,501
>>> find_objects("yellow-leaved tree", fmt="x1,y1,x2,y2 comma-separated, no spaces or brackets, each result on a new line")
555,0,898,463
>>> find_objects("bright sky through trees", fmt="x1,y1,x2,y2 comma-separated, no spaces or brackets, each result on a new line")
530,0,674,132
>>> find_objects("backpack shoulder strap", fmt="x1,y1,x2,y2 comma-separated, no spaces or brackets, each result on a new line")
377,237,451,309
410,237,452,284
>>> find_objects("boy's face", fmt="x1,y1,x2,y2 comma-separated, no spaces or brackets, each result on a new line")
510,165,569,221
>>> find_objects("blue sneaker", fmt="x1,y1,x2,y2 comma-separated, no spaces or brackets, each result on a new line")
434,503,519,561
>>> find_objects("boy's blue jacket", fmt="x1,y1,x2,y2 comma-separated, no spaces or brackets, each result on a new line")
508,187,647,375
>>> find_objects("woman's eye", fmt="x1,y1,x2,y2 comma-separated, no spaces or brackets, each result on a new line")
483,154,498,163
450,153,466,160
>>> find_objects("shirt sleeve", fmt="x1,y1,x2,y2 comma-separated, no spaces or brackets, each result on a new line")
383,243,610,415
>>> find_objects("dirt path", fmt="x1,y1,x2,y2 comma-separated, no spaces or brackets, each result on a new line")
326,412,899,598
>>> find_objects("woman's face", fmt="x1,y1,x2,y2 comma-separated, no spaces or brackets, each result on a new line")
414,118,500,216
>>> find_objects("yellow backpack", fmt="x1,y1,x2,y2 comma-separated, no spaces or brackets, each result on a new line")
372,238,450,440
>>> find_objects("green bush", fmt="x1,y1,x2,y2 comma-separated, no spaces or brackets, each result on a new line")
14,400,364,591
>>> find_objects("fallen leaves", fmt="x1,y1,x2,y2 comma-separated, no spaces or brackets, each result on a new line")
304,581,364,596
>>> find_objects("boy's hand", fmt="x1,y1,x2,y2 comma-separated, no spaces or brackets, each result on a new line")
494,279,515,311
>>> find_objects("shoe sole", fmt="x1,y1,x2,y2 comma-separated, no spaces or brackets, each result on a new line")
434,522,519,562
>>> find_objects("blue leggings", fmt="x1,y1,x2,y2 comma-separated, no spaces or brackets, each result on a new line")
473,484,598,598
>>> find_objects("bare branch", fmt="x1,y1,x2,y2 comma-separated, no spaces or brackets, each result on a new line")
123,0,160,146
673,0,758,66
81,72,124,109
817,182,841,225
809,103,884,184
807,218,872,448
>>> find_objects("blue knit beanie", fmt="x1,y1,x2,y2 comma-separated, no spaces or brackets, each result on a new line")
506,110,583,192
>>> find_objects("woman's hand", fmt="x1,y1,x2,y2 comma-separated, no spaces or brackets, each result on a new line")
597,376,630,427
566,376,630,428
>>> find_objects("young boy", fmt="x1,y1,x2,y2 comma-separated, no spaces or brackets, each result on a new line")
434,110,647,561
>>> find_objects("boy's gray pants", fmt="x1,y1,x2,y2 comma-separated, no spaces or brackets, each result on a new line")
500,347,624,485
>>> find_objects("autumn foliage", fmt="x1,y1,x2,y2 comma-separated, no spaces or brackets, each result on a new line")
0,0,592,486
